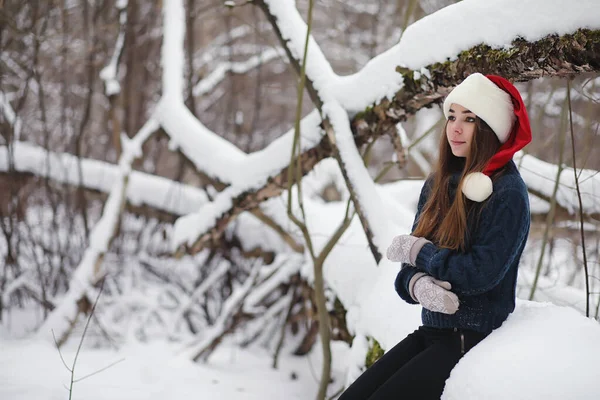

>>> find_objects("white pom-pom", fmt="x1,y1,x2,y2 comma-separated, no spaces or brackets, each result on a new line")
462,172,493,202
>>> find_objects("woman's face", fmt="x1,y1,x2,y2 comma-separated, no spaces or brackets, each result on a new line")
446,103,477,157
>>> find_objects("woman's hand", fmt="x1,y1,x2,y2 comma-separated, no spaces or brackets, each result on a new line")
386,234,430,266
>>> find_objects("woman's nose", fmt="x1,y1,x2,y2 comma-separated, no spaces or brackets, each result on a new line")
453,122,463,133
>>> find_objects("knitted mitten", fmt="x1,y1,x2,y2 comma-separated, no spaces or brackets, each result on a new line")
386,235,431,265
409,273,459,314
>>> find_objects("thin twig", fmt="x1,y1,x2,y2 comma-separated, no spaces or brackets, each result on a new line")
51,330,72,373
68,278,106,400
73,357,125,383
272,286,297,369
567,81,590,317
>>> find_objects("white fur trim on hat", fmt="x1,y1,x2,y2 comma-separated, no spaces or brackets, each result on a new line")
462,172,493,202
443,73,516,143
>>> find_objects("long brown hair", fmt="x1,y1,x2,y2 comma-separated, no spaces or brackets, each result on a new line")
412,118,501,251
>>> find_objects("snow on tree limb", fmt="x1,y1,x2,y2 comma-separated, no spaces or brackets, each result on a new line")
0,91,22,141
192,47,284,97
171,110,326,254
254,0,337,109
99,1,127,97
0,141,209,218
161,0,185,102
516,152,600,216
154,100,246,185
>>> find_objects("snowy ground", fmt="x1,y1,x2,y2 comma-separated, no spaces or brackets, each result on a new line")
2,300,600,400
0,332,350,400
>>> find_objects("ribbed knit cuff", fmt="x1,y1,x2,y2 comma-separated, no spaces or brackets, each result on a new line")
394,265,420,305
409,238,431,265
408,272,427,302
415,242,438,271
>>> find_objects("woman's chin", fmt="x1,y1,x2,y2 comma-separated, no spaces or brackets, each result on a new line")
451,150,467,158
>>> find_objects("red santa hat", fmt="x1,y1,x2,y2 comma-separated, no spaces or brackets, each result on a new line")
442,73,532,202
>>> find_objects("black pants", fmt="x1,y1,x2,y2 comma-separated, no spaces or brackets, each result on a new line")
339,326,488,400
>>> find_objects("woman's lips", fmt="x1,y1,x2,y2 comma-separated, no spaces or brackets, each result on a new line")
450,140,466,146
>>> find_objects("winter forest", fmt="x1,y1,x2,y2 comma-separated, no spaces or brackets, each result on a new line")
1,0,600,399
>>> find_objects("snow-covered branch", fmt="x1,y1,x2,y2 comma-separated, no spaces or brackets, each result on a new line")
171,110,325,253
193,47,284,97
0,141,209,217
516,152,600,216
0,91,22,141
99,0,128,97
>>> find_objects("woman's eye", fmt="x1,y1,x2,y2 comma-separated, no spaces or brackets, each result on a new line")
448,115,456,121
466,117,476,123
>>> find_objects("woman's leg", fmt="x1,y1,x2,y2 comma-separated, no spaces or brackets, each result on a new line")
338,329,427,400
367,329,486,400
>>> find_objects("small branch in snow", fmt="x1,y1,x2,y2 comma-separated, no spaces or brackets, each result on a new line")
192,48,283,97
183,263,261,362
250,208,304,253
52,278,115,400
566,81,590,317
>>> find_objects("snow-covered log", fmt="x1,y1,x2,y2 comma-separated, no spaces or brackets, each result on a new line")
0,141,209,218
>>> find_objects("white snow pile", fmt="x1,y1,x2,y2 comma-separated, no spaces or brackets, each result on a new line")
443,301,600,400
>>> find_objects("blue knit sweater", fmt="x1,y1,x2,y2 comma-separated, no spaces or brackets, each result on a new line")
395,160,530,333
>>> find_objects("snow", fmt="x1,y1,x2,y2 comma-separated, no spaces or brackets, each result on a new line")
3,302,598,400
263,0,338,99
99,1,127,97
516,152,600,215
170,110,324,249
0,338,348,400
161,0,185,102
193,48,284,97
324,100,399,255
0,141,208,216
0,91,22,141
443,301,600,400
398,0,600,69
332,0,600,113
155,99,247,184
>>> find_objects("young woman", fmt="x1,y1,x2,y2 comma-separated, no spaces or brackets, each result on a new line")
339,73,532,399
